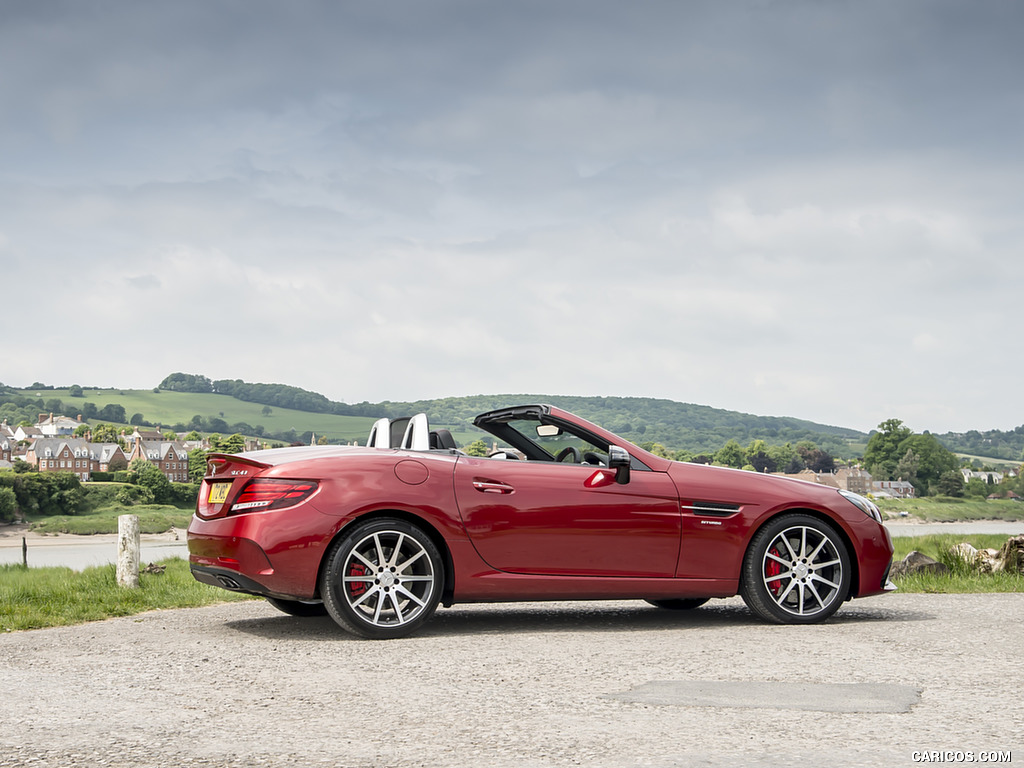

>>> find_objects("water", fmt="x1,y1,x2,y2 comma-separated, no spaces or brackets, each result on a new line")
884,521,1024,538
0,539,189,570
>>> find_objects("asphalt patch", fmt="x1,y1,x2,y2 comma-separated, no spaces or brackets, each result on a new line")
607,680,921,713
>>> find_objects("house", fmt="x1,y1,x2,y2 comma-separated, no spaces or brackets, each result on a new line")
128,440,191,483
961,468,1003,485
1,436,13,463
873,480,915,499
24,438,128,481
27,438,96,482
13,424,43,442
835,467,873,495
36,412,84,437
785,468,874,495
125,427,166,450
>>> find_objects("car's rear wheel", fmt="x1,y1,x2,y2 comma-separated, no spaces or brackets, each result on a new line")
321,517,443,639
645,598,710,610
265,597,328,617
740,514,851,624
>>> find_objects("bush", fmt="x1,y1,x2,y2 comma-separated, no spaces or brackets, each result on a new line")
115,485,155,506
90,472,114,483
170,483,199,506
127,459,173,504
0,470,84,517
0,486,18,523
112,471,129,483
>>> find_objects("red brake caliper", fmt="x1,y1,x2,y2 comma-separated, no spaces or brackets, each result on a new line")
766,547,783,596
348,563,367,598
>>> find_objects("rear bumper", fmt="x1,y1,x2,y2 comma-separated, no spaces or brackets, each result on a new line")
187,509,330,599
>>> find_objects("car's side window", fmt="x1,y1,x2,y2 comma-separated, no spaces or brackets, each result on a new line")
503,418,609,466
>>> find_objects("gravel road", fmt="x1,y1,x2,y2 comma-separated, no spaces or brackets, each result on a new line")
1,593,1020,768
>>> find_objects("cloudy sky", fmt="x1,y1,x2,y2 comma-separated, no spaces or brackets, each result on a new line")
2,1,1021,434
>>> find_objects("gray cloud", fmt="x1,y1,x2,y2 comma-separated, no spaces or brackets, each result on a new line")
1,1,1022,433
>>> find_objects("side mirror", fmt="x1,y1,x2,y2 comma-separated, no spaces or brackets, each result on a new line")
607,445,631,485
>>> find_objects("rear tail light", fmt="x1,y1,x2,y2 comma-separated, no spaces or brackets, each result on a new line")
229,478,319,514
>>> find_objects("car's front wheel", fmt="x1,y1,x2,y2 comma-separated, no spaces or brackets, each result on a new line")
740,514,851,624
321,517,444,639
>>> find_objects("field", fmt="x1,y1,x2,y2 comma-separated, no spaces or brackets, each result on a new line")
20,387,378,442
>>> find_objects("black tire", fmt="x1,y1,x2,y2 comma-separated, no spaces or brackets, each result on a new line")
265,597,328,617
645,597,710,610
321,517,443,639
740,513,851,624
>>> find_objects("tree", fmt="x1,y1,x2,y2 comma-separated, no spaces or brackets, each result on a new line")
261,405,273,416
68,385,84,398
159,373,213,393
895,448,920,485
97,403,127,423
73,424,90,438
715,439,745,468
0,486,18,523
91,424,125,447
163,430,178,440
897,433,959,493
209,433,245,454
127,459,172,503
130,413,146,426
463,439,489,457
188,448,209,483
768,443,799,473
936,470,965,497
864,419,914,480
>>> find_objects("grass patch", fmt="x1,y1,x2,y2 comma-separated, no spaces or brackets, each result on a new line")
28,505,193,534
891,533,1024,594
878,497,1024,522
0,558,257,632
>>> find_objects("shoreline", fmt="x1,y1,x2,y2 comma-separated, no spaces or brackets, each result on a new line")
0,523,182,548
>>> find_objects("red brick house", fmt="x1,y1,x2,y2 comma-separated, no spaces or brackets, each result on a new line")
25,438,129,481
128,440,191,483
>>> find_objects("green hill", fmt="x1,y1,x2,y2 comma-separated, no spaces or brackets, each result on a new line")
3,378,874,457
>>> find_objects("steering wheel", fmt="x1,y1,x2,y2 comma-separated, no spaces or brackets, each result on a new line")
582,451,607,466
555,446,581,463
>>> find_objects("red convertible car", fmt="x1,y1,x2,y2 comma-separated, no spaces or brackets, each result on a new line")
188,404,895,638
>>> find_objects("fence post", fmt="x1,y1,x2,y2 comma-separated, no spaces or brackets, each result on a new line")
22,536,27,568
117,514,140,588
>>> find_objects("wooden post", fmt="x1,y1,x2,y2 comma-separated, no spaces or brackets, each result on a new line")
22,536,27,568
117,514,140,589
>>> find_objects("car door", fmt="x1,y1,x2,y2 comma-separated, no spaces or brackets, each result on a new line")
453,456,681,577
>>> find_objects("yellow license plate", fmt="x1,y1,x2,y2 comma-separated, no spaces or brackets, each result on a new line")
208,483,231,504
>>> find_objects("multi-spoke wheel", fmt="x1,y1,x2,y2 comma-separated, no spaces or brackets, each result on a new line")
321,518,443,639
265,597,328,617
645,598,710,610
740,514,851,624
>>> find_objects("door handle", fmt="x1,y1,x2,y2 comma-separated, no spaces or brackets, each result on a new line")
472,480,514,494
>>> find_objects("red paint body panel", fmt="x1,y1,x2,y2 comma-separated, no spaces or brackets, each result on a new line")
188,407,894,611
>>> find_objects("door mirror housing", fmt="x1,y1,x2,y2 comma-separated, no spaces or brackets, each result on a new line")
607,445,631,485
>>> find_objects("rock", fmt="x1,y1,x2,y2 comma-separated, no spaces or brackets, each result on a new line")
141,563,166,575
994,535,1024,574
890,550,949,578
949,542,996,573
